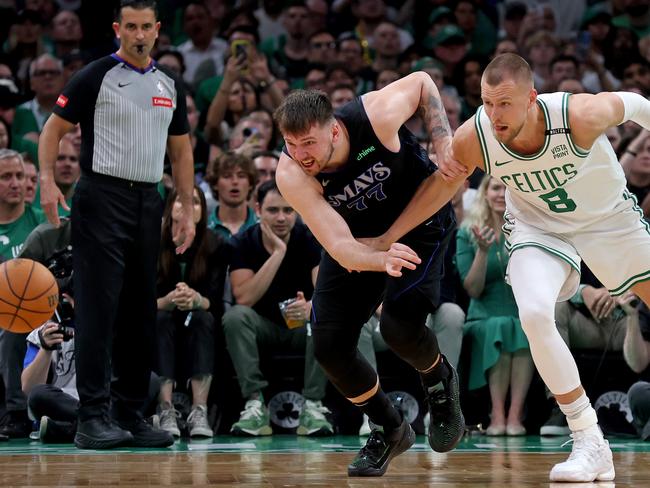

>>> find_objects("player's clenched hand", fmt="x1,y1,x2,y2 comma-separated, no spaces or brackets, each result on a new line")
384,243,421,277
434,139,467,181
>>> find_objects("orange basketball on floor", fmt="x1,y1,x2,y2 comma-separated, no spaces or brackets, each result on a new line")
0,258,59,333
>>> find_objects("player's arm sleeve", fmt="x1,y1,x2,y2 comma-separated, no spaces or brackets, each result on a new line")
615,91,650,129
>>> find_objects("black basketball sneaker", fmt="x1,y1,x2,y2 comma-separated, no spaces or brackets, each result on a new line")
424,357,465,452
347,416,415,477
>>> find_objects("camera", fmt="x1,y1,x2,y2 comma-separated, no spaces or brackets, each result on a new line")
46,246,74,295
55,296,75,342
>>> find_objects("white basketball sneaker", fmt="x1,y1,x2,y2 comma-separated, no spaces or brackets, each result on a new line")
549,425,615,482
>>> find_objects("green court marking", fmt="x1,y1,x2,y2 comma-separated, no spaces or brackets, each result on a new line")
1,436,649,455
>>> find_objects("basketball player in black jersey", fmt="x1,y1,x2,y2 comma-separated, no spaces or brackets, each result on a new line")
274,73,465,477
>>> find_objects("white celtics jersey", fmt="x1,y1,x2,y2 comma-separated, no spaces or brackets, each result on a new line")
475,92,629,233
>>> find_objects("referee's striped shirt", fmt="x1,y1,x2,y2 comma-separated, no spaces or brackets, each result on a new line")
53,53,189,183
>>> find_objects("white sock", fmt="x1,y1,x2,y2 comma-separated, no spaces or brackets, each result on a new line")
558,392,599,432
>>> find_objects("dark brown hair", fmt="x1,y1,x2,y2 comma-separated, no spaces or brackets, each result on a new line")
158,184,209,287
205,151,257,199
273,89,334,135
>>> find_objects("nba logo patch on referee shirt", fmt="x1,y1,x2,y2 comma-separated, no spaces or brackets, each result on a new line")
56,94,68,108
152,97,172,108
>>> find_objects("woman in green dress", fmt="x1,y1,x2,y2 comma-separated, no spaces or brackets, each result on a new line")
456,176,534,436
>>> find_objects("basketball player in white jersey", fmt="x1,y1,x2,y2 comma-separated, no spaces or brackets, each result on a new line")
365,53,650,482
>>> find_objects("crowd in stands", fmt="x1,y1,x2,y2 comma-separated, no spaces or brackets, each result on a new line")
1,0,650,443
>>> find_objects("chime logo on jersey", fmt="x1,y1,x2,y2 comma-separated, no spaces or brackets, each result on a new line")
56,94,68,108
327,162,391,210
152,97,172,108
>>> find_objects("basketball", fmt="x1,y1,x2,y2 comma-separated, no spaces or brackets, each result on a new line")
0,258,59,333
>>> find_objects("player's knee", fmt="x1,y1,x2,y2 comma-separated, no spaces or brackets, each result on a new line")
312,328,350,373
518,301,555,335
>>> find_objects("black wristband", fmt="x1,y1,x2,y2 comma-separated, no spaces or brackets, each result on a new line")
38,328,57,351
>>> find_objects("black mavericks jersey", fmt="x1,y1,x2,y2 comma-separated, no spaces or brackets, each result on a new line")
313,97,453,238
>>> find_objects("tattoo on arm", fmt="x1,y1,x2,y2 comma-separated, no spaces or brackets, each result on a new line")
419,94,451,142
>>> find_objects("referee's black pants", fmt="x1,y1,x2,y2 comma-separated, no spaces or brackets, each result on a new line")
72,174,163,422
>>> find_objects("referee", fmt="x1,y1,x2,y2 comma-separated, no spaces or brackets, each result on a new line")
38,0,195,449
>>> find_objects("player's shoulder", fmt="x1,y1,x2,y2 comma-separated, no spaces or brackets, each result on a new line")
72,55,119,82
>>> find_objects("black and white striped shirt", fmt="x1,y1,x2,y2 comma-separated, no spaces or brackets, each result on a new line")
53,54,188,183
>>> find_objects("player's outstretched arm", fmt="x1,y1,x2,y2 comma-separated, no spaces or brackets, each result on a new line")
276,154,420,275
570,92,650,149
363,71,465,180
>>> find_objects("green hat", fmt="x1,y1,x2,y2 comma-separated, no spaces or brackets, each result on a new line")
580,3,611,29
428,6,454,25
411,57,443,73
430,25,466,48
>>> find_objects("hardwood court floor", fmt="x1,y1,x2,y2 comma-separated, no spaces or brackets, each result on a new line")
1,435,649,487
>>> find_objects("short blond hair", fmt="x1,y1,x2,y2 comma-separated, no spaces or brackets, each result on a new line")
482,53,533,87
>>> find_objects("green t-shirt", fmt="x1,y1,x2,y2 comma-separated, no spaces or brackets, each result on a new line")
0,205,47,260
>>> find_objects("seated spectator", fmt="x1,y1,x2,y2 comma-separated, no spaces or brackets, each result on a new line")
540,262,631,436
374,68,400,90
155,186,228,439
623,302,650,440
0,150,46,439
12,54,65,148
223,181,332,437
22,154,38,204
456,176,533,436
203,152,258,240
619,130,650,212
52,137,80,217
252,151,279,200
329,84,356,109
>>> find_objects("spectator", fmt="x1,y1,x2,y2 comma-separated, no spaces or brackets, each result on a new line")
304,66,327,91
336,33,374,93
452,0,497,58
543,54,579,93
0,149,46,439
155,186,228,439
50,10,83,59
223,180,333,437
254,0,286,42
374,68,399,90
22,154,38,205
205,152,258,240
5,9,47,88
428,24,469,82
557,78,586,94
456,176,533,436
623,302,650,440
12,54,65,147
329,84,355,109
524,30,559,91
493,39,519,58
454,55,486,122
307,30,338,68
0,118,8,150
261,2,311,85
619,130,650,214
252,150,279,198
370,21,403,73
177,2,228,90
52,137,80,217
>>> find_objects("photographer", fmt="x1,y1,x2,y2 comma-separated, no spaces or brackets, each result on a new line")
19,218,77,442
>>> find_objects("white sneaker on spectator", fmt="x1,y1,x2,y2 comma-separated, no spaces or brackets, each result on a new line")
187,405,213,438
549,425,615,482
159,407,181,438
358,414,371,436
